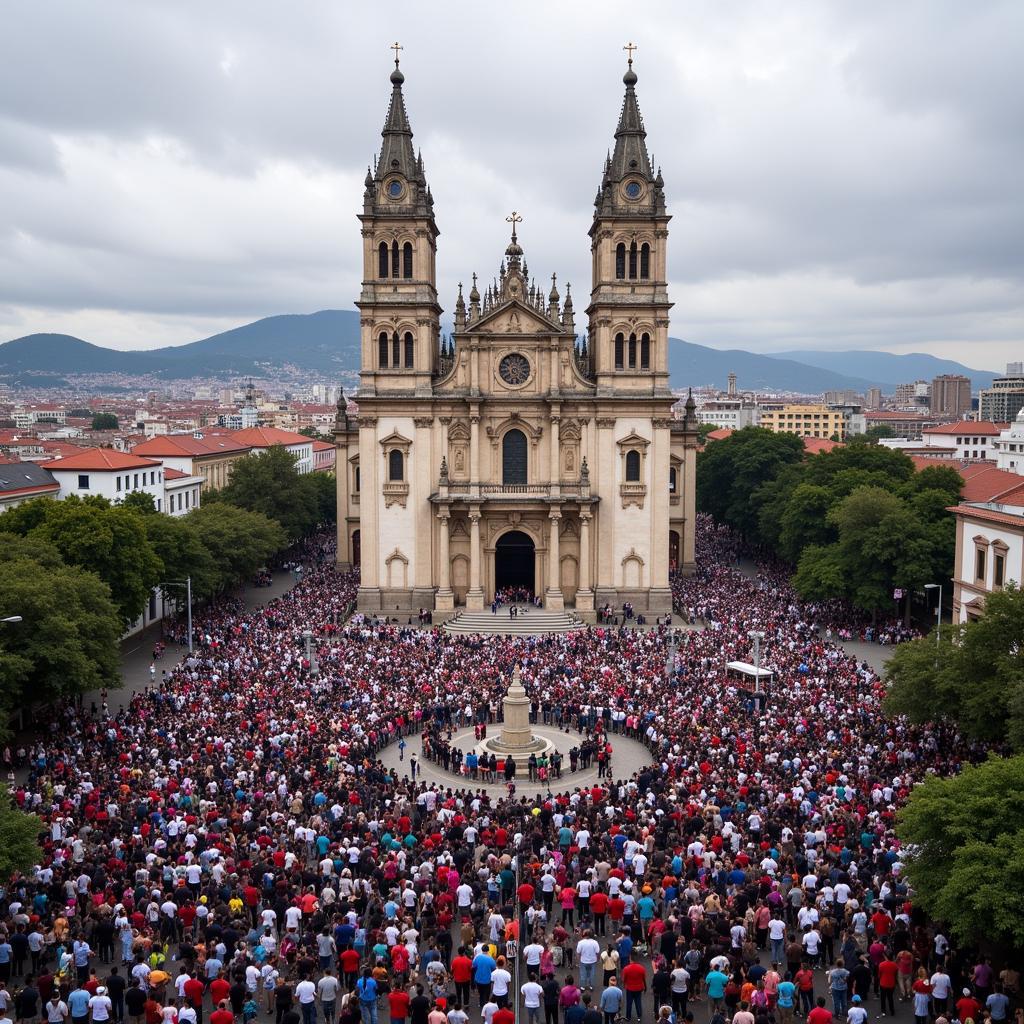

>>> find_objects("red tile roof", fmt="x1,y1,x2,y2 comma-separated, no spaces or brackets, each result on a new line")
922,420,1005,436
706,428,734,441
39,447,161,472
133,434,251,457
947,504,1024,528
311,439,335,451
802,437,843,454
913,456,1024,504
223,426,311,447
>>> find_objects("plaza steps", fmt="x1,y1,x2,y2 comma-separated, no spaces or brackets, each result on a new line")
442,606,584,636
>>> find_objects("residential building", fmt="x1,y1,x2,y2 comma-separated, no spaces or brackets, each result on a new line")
993,409,1024,475
894,380,930,407
930,374,972,418
0,456,60,511
979,367,1024,423
131,432,252,491
920,420,1005,460
39,447,167,510
949,501,1024,622
865,387,882,410
696,397,760,430
311,439,336,473
759,404,849,439
163,468,203,516
864,410,946,440
222,426,313,474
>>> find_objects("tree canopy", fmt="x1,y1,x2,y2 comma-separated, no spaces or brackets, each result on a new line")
90,412,119,430
185,503,286,593
0,534,121,728
897,753,1024,953
0,786,42,879
885,585,1024,749
212,446,328,540
0,496,163,627
696,428,805,538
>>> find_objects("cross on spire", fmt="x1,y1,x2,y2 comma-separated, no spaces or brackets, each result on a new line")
390,41,403,66
505,210,522,242
623,41,637,67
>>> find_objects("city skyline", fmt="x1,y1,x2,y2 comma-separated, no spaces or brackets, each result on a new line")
0,1,1022,365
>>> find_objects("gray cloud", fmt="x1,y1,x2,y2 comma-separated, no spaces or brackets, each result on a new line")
0,0,1021,366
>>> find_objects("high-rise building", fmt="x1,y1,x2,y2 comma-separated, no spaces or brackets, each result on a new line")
979,368,1024,423
866,387,882,409
930,374,972,418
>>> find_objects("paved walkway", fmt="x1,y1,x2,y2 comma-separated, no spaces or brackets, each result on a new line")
378,724,655,793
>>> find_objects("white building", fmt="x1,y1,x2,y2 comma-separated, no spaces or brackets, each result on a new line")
920,420,1004,460
950,500,1024,622
993,409,1024,475
39,447,167,510
163,468,204,516
696,397,761,430
226,426,313,474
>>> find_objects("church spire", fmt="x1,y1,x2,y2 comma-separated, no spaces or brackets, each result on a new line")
375,50,417,181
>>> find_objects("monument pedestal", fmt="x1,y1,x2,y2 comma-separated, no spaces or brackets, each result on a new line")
477,664,555,769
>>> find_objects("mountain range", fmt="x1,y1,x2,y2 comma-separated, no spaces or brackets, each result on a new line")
0,309,998,394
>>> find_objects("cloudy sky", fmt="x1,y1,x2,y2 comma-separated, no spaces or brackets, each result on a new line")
0,1,1021,368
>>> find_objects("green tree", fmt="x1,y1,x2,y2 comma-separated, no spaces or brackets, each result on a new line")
90,412,119,430
142,514,219,604
863,424,895,440
896,754,1024,953
696,427,805,538
307,472,337,526
186,504,286,594
0,786,42,879
0,496,163,628
697,422,720,442
884,585,1024,748
216,446,319,540
0,535,121,726
298,425,324,439
121,490,157,515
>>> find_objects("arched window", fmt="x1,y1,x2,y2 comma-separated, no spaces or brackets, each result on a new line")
354,465,360,492
403,331,414,368
625,450,641,482
502,429,528,485
640,243,650,279
378,331,389,368
378,242,389,279
615,243,626,280
614,333,625,369
403,242,413,279
628,333,637,369
628,241,638,279
669,466,677,493
391,240,400,278
640,332,650,370
388,449,404,482
392,332,401,368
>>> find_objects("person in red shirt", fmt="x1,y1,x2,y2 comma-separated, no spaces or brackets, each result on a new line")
493,1008,514,1024
210,1002,234,1024
621,961,647,1021
877,957,899,1017
450,949,473,1008
517,882,535,908
388,987,411,1024
341,948,361,989
589,891,609,936
807,997,832,1024
956,991,981,1024
183,976,204,1013
209,974,231,1007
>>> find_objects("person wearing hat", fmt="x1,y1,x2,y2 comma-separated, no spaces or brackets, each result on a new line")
44,994,68,1024
89,988,112,1024
847,995,867,1024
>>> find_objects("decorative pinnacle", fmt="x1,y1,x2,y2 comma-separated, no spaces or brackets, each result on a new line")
623,41,637,67
390,41,403,66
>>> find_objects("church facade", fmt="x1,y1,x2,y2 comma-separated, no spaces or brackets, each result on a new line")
335,56,698,618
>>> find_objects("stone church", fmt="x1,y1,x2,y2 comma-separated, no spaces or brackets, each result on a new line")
335,54,698,619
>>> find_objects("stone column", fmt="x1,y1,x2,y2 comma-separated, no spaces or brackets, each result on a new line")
549,411,561,497
467,507,484,610
469,408,481,499
576,510,594,614
545,509,564,610
435,509,454,612
499,664,534,749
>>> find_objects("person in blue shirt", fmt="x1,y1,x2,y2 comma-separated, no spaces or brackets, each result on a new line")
355,968,378,1024
617,932,633,966
68,986,92,1023
472,950,497,1005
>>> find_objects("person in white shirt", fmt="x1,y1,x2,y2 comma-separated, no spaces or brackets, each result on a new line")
577,932,601,990
45,996,69,1024
521,977,544,1024
88,989,112,1023
490,961,512,1007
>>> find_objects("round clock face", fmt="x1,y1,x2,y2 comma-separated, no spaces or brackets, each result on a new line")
624,181,642,200
387,180,403,198
499,353,531,386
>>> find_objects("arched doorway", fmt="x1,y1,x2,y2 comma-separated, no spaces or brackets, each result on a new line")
352,529,361,568
494,530,535,597
669,530,679,571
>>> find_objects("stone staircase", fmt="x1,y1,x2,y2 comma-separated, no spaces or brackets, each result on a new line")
442,606,584,636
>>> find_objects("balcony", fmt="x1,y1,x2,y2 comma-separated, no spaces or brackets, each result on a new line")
438,480,592,502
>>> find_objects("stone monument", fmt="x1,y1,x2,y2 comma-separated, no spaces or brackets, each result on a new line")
478,663,555,768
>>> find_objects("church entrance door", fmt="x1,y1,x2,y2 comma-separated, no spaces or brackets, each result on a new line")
494,530,535,599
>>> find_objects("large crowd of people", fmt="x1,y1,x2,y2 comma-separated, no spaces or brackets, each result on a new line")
1,516,1016,1024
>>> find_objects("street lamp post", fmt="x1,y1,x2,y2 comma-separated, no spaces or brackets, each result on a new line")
749,629,765,694
161,578,193,653
924,583,943,646
1,616,23,624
